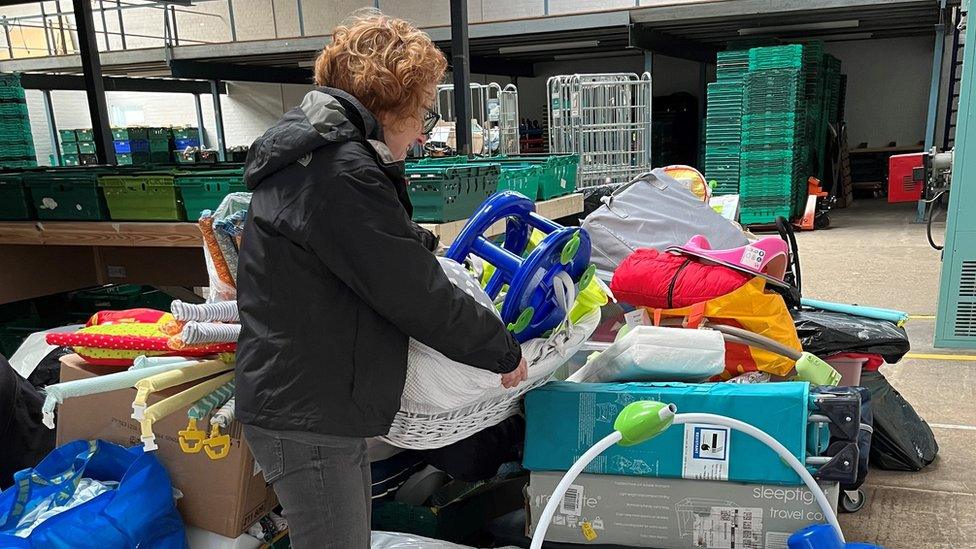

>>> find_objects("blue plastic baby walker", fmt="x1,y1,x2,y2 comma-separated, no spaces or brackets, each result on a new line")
446,191,592,342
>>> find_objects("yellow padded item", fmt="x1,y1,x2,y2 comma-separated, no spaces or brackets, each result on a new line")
131,359,230,420
139,371,235,452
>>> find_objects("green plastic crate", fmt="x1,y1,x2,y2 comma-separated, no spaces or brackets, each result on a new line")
61,142,80,155
112,127,149,141
77,141,96,154
0,86,26,101
99,172,185,221
25,169,110,220
149,139,171,153
0,172,33,220
117,152,151,166
71,154,99,166
75,129,94,141
0,102,27,117
175,169,246,220
0,142,35,158
68,284,174,313
0,318,47,358
172,127,198,140
500,154,578,199
406,164,499,222
58,129,78,143
149,127,172,140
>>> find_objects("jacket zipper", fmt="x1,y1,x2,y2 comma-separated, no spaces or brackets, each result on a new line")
667,258,693,309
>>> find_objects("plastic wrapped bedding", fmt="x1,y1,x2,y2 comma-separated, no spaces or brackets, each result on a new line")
567,325,726,383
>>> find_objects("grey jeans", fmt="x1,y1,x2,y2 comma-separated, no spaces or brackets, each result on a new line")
244,425,372,549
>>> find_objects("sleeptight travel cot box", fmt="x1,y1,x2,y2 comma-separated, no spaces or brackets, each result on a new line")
523,382,860,486
526,471,840,549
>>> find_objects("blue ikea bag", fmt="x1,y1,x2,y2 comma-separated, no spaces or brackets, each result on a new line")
0,439,187,548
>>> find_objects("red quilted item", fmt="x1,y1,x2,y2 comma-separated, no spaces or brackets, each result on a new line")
610,248,751,309
86,308,168,326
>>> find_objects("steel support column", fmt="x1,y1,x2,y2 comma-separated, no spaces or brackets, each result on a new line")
643,50,653,75
41,90,62,166
919,0,949,222
194,94,207,148
450,0,472,156
211,80,227,161
72,0,116,164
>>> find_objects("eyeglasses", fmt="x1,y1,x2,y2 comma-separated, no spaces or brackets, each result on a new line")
422,107,440,135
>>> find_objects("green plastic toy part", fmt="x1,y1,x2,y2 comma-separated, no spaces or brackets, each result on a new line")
613,401,677,447
560,231,581,265
508,306,535,334
794,352,842,386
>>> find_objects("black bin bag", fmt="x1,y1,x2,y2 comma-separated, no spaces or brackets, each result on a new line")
861,370,939,471
792,308,910,363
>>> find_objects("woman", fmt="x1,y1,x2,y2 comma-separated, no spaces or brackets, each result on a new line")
234,11,528,549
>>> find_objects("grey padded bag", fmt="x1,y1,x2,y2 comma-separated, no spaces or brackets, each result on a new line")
581,169,749,272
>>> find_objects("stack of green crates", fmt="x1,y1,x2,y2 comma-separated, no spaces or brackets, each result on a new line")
739,65,807,225
176,168,246,220
0,73,37,169
703,50,749,195
113,127,173,165
802,42,827,180
824,55,844,125
59,130,97,166
60,128,99,166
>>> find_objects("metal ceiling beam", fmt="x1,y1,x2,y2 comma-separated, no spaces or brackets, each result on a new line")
169,59,312,84
71,0,115,164
629,25,717,64
630,0,940,23
19,72,224,94
450,0,472,156
426,10,631,42
442,54,535,77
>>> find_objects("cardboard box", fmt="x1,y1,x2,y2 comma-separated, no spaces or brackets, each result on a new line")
524,382,812,485
526,472,839,549
56,355,276,538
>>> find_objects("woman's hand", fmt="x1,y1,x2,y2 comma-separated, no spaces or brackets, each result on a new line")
500,357,529,389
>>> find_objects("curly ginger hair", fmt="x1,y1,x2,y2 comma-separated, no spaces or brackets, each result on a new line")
314,10,447,128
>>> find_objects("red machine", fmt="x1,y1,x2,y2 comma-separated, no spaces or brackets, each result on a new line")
888,153,926,203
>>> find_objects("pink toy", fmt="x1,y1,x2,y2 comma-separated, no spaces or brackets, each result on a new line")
668,235,790,287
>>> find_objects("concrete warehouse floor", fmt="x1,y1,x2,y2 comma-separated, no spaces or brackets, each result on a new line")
793,199,975,549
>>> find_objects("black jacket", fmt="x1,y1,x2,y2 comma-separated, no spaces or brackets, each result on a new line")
235,88,521,437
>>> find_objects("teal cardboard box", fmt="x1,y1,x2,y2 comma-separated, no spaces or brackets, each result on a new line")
523,381,812,486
